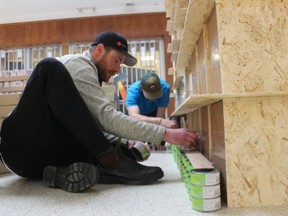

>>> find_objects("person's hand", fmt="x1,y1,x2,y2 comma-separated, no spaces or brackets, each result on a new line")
163,128,199,148
160,119,178,129
128,140,151,161
132,141,151,153
128,140,150,151
127,140,136,148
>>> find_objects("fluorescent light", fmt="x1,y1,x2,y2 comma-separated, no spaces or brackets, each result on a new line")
77,7,96,14
125,3,134,11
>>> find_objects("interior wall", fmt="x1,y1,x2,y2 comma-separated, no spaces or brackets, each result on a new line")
0,13,166,47
0,12,175,116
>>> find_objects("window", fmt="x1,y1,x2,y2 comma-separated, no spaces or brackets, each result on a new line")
31,46,62,68
0,45,61,71
0,49,24,71
0,39,165,111
0,46,61,94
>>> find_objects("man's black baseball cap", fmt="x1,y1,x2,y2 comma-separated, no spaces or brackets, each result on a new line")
91,31,137,67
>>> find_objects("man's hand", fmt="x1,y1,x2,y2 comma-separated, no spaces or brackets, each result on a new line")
128,140,151,161
128,140,150,152
160,119,178,129
163,128,199,148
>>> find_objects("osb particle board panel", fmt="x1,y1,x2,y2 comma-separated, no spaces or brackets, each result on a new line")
165,0,173,18
171,39,181,52
168,67,174,75
166,20,173,33
171,94,220,116
207,6,222,94
171,52,179,62
172,75,183,90
216,0,288,93
210,101,225,161
191,49,199,94
174,8,187,31
223,96,288,207
177,0,188,8
176,0,214,75
198,32,207,94
191,109,200,132
200,106,210,159
210,101,227,202
171,91,288,116
167,43,172,53
186,151,214,170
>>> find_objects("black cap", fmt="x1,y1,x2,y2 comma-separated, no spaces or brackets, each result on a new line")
91,31,137,67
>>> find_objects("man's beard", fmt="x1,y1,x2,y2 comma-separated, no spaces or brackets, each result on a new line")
95,58,108,82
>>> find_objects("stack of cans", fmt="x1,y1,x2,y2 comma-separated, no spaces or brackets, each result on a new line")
171,146,221,212
189,169,221,211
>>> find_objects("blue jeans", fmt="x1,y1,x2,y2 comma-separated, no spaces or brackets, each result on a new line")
0,58,111,178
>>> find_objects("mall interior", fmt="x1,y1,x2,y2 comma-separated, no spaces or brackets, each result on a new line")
0,0,288,215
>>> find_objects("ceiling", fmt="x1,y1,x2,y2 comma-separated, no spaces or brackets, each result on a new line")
0,0,165,24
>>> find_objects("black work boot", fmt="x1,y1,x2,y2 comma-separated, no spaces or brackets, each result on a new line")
43,162,99,193
119,146,138,161
97,147,164,185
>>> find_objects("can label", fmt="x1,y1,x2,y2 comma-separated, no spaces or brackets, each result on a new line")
190,170,220,186
191,196,221,212
190,184,221,199
131,142,149,161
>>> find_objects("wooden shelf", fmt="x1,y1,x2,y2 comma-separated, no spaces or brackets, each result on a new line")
174,7,187,32
173,0,215,76
167,0,288,207
171,39,181,52
0,76,29,93
165,0,173,18
0,94,21,106
171,91,288,116
0,76,29,82
172,75,183,90
0,87,24,93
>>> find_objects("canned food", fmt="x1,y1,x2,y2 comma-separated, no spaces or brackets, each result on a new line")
190,184,220,199
191,196,221,212
190,169,220,186
131,142,150,161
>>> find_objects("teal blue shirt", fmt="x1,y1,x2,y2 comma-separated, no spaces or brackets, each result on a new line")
126,79,170,115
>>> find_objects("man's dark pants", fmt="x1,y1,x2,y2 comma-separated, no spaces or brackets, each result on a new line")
0,58,111,178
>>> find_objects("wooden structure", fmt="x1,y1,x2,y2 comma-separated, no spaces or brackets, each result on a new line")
166,0,288,208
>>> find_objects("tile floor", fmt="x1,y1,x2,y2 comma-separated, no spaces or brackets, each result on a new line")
0,151,287,216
